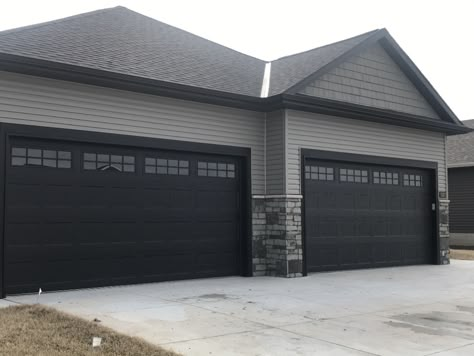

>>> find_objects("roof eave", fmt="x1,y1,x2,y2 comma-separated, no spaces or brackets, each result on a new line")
280,94,472,135
0,53,270,113
0,53,468,136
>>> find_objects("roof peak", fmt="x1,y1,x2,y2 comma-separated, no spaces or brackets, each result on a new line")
0,6,383,64
0,6,123,36
0,5,265,64
271,29,381,63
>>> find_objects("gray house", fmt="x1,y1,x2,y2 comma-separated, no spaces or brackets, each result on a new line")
447,119,474,247
0,6,468,297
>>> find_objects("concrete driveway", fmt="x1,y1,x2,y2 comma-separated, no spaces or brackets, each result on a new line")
4,260,474,356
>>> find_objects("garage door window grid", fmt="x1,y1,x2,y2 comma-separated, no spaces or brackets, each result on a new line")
145,157,189,175
403,174,422,187
340,168,368,183
373,171,399,185
83,153,135,172
11,147,72,168
305,165,334,181
198,161,235,178
305,164,424,188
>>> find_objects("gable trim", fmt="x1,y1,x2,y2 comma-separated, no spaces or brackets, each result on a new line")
285,29,461,125
284,30,385,95
378,36,462,124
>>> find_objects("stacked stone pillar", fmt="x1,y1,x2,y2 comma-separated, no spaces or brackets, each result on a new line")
439,192,450,265
252,196,303,277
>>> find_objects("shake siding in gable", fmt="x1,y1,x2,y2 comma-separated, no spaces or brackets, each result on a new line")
286,109,447,195
299,43,440,120
0,71,265,194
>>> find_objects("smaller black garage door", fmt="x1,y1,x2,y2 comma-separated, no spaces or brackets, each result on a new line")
304,159,435,272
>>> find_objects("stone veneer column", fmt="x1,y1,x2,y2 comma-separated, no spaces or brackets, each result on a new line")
439,192,450,265
252,196,303,277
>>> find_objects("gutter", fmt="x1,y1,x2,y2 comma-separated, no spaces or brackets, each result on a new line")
0,53,470,136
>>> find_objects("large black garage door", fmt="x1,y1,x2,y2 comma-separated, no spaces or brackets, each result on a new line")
304,159,435,272
5,137,243,294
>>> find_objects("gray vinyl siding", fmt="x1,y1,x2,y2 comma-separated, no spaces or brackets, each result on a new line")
265,110,285,194
286,109,447,195
299,43,440,119
0,71,265,194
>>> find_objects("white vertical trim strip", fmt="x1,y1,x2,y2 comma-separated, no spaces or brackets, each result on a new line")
260,62,271,98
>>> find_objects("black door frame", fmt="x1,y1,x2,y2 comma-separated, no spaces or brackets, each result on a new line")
0,123,253,298
300,148,440,276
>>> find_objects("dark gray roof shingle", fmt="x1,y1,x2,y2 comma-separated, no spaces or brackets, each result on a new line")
0,6,266,97
447,119,474,167
0,6,380,98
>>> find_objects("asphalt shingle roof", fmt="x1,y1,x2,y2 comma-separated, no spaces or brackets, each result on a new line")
268,31,377,96
0,6,266,97
447,119,474,167
0,6,381,98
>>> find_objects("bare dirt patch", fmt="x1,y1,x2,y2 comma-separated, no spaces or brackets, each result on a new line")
0,304,180,356
451,249,474,261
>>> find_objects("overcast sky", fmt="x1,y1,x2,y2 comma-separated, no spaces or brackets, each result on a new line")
1,0,473,120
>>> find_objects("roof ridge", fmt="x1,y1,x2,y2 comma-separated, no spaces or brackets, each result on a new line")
0,5,266,64
271,29,381,63
0,6,122,36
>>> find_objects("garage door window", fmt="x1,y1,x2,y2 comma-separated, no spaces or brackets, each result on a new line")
305,165,334,181
403,174,422,187
373,171,399,185
83,153,135,172
11,147,72,168
145,157,189,175
198,161,235,178
340,168,368,183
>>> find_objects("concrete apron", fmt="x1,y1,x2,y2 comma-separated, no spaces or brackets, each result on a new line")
5,260,474,356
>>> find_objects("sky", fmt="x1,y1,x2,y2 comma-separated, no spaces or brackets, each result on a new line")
1,0,473,120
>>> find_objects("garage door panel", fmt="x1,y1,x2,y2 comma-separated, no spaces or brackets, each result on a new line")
305,159,434,272
4,138,243,294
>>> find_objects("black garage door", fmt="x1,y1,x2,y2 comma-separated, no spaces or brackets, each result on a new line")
304,159,435,272
5,137,243,294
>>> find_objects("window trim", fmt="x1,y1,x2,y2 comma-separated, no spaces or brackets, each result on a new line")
197,161,236,178
373,171,399,185
144,157,190,176
403,173,423,187
82,152,135,173
339,168,369,184
11,146,72,169
304,165,335,181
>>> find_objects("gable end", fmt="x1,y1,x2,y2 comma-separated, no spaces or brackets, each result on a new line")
298,42,440,120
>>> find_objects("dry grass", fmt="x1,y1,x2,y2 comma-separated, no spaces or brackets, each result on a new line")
451,249,474,261
0,304,180,356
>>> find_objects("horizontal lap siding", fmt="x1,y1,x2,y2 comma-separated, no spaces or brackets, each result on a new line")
286,109,446,195
0,71,265,194
265,110,285,194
